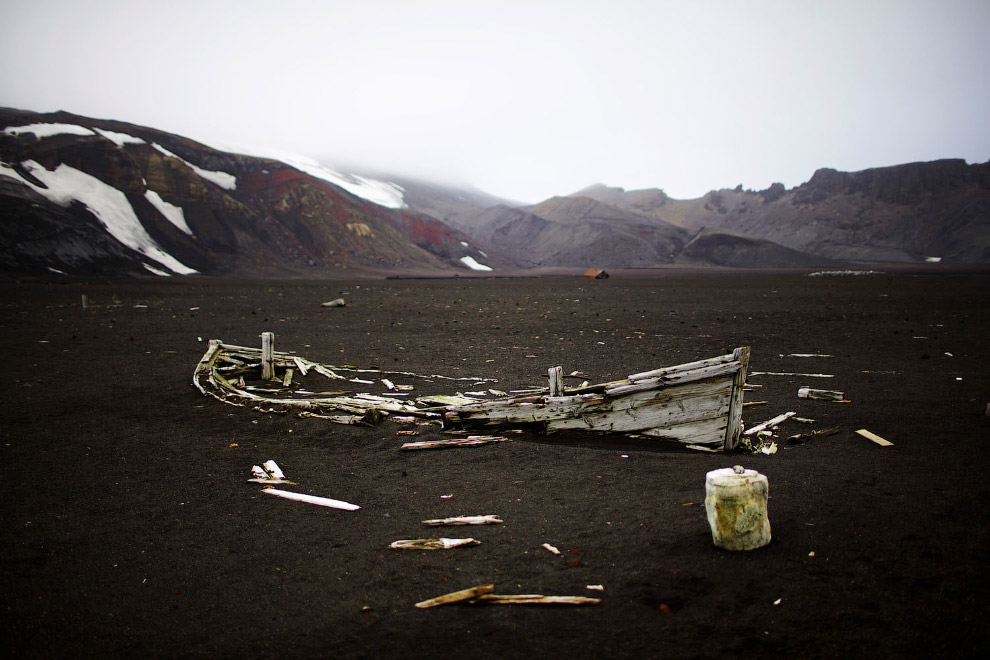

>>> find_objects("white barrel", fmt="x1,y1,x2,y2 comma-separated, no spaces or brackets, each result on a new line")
705,466,771,551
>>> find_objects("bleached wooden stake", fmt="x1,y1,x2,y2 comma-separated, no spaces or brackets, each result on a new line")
389,538,480,550
798,387,845,401
548,366,564,396
261,488,360,510
261,331,275,381
856,429,894,447
422,515,503,526
473,594,601,606
81,294,88,309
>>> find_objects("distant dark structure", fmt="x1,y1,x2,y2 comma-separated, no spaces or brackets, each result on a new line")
583,268,609,279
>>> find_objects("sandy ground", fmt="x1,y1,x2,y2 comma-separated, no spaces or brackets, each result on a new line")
1,268,989,659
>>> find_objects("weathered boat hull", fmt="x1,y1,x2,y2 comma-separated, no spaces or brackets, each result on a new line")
444,347,750,449
193,337,750,450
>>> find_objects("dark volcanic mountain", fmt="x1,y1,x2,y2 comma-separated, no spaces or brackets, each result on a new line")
573,161,990,263
0,108,497,278
2,107,987,278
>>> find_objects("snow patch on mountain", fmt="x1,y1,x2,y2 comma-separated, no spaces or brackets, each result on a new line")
3,123,96,139
94,127,146,147
213,143,406,209
144,190,192,235
460,255,492,271
151,143,237,190
1,159,197,275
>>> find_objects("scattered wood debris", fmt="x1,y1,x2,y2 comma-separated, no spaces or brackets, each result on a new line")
798,387,846,401
856,429,894,447
400,436,511,450
389,538,481,550
422,515,503,526
261,488,360,511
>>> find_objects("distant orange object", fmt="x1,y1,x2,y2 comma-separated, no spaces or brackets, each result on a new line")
583,268,609,279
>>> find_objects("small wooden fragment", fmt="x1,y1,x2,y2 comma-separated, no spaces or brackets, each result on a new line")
541,543,561,555
750,371,834,378
321,298,346,307
798,387,845,401
389,538,481,550
744,411,796,436
282,368,294,387
261,331,275,381
400,436,510,450
422,515,503,526
856,429,894,447
415,584,495,609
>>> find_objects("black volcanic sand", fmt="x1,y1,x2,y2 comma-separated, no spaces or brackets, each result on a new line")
2,269,989,659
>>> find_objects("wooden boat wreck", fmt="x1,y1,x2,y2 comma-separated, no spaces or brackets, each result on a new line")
193,335,750,450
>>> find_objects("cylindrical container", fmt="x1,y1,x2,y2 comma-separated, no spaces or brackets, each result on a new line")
705,466,771,551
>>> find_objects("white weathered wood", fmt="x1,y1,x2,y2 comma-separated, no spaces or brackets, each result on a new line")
262,460,285,480
548,366,564,396
744,411,796,436
547,391,729,434
321,298,346,307
856,429,894,446
261,488,360,511
389,538,480,550
261,332,275,381
750,371,834,378
628,352,736,381
415,584,495,609
542,543,561,555
422,515,503,526
292,356,309,376
640,417,728,445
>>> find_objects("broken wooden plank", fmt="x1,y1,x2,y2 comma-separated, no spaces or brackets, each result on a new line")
798,387,845,401
415,584,495,609
389,538,481,550
261,488,360,511
400,436,511,450
856,429,894,446
541,543,561,555
744,411,796,436
422,515,503,526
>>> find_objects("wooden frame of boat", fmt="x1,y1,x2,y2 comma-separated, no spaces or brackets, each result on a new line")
193,338,750,450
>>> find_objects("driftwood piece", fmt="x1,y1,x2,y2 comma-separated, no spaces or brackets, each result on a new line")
261,488,360,511
321,298,346,307
744,411,796,436
415,584,495,608
750,371,834,378
422,515,503,526
389,538,481,550
856,429,894,446
541,543,561,555
798,387,845,401
400,436,511,451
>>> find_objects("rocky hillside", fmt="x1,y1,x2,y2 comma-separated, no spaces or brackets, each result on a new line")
0,108,497,278
574,160,990,263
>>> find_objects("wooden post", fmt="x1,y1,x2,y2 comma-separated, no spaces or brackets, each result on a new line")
548,366,563,396
81,294,88,309
261,331,275,381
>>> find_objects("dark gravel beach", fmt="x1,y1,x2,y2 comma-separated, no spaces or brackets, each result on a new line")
2,269,989,659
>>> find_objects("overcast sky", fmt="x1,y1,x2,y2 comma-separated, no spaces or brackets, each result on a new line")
3,0,989,202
